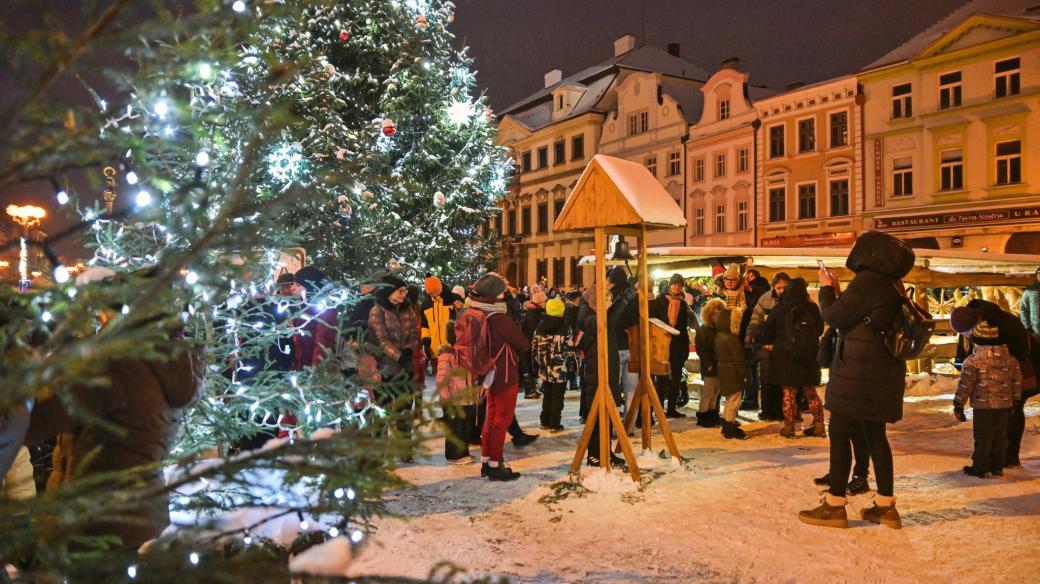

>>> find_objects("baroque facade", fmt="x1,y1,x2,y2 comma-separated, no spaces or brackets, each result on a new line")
494,35,708,288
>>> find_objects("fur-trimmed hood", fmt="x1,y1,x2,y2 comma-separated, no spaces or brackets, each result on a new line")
700,298,726,330
714,305,745,335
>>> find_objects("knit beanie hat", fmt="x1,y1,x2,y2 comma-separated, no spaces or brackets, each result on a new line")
472,272,507,299
950,306,982,334
424,275,442,295
452,285,466,299
608,265,628,287
970,320,1001,345
531,289,548,306
295,266,329,296
669,273,685,288
546,297,565,318
772,271,791,285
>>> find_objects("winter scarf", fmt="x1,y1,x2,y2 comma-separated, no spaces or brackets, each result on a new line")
666,294,682,328
469,297,508,315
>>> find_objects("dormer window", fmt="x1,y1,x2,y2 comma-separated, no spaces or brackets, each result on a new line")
719,99,730,120
558,94,564,110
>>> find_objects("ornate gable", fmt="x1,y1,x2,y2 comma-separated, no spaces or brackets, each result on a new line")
917,14,1040,60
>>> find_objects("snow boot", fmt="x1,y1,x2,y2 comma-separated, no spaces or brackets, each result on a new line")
587,452,628,472
962,465,991,479
847,475,870,496
797,494,849,528
813,473,830,486
486,463,521,482
804,420,827,438
721,421,746,440
860,495,901,529
480,462,490,477
665,407,686,419
696,411,719,428
780,423,796,439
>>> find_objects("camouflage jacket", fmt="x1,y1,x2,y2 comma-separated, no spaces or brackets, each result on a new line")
956,344,1023,410
532,327,575,384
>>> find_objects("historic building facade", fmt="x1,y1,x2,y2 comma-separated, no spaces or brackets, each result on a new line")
686,59,772,247
753,75,864,248
495,35,709,287
859,6,1040,253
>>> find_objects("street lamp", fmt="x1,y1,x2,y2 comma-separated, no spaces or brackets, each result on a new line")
6,204,46,291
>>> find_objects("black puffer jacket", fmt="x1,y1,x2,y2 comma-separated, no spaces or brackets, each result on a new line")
761,279,823,388
821,232,912,423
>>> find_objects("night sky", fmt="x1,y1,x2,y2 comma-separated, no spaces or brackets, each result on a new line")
3,0,967,261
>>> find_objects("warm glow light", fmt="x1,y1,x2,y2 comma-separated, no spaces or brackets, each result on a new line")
6,205,46,228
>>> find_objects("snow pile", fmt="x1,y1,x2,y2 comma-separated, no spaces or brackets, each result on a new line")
288,536,353,576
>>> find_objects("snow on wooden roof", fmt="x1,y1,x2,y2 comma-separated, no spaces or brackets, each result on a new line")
554,154,687,232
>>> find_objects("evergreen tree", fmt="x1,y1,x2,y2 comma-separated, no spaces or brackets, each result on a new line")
0,0,506,580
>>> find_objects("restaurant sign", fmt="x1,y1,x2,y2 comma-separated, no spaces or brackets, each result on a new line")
874,206,1040,231
761,232,858,248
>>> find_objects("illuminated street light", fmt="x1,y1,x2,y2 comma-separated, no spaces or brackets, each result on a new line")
6,205,46,287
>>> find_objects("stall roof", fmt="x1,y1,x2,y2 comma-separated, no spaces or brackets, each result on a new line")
580,246,1040,282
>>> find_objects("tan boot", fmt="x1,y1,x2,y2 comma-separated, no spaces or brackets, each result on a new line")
780,423,796,438
861,495,902,529
798,493,848,528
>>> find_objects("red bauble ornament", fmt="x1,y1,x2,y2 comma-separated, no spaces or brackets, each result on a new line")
381,118,396,137
339,30,350,41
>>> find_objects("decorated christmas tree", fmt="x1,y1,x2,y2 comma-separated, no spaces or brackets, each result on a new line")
0,0,507,581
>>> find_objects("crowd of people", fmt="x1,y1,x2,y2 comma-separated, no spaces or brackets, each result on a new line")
5,230,1038,547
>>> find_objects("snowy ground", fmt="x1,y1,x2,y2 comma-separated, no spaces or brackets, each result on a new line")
347,376,1040,583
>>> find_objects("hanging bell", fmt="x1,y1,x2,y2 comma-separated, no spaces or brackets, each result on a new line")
611,238,633,260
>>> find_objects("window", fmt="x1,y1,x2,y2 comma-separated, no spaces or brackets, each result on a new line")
996,140,1022,185
940,148,963,191
645,156,657,177
536,259,548,284
694,208,705,235
522,151,532,172
668,151,681,176
798,183,816,220
939,71,962,109
553,141,565,165
693,158,704,181
829,111,849,148
537,146,548,169
537,202,548,234
715,153,726,177
798,118,816,153
715,204,726,233
571,135,584,160
995,58,1020,98
552,258,565,286
769,125,785,158
892,157,913,197
558,94,564,110
554,199,564,221
737,201,749,231
493,213,502,234
891,83,912,119
628,111,649,135
570,256,582,286
521,206,532,235
737,148,749,173
507,209,517,235
768,187,786,222
719,99,730,120
830,179,850,217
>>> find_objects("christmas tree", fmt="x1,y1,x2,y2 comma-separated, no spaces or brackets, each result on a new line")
0,0,506,581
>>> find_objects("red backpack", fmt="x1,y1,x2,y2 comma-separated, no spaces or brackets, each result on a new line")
453,309,500,379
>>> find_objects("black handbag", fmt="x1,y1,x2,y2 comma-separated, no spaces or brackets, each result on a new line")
817,326,838,368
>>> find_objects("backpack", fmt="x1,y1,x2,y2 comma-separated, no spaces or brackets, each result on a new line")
453,309,500,378
784,306,820,357
867,284,934,361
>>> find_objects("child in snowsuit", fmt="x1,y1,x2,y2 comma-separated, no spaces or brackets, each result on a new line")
955,320,1023,478
533,298,573,432
695,299,726,428
436,323,475,463
714,306,748,439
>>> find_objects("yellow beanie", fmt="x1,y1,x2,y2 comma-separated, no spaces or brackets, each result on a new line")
546,298,566,317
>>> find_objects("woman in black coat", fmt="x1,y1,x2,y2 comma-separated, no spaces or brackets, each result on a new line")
759,278,824,438
799,231,913,531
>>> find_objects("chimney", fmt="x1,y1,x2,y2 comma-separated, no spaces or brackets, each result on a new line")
544,69,562,88
720,57,741,70
614,34,637,57
785,81,806,91
667,43,681,58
